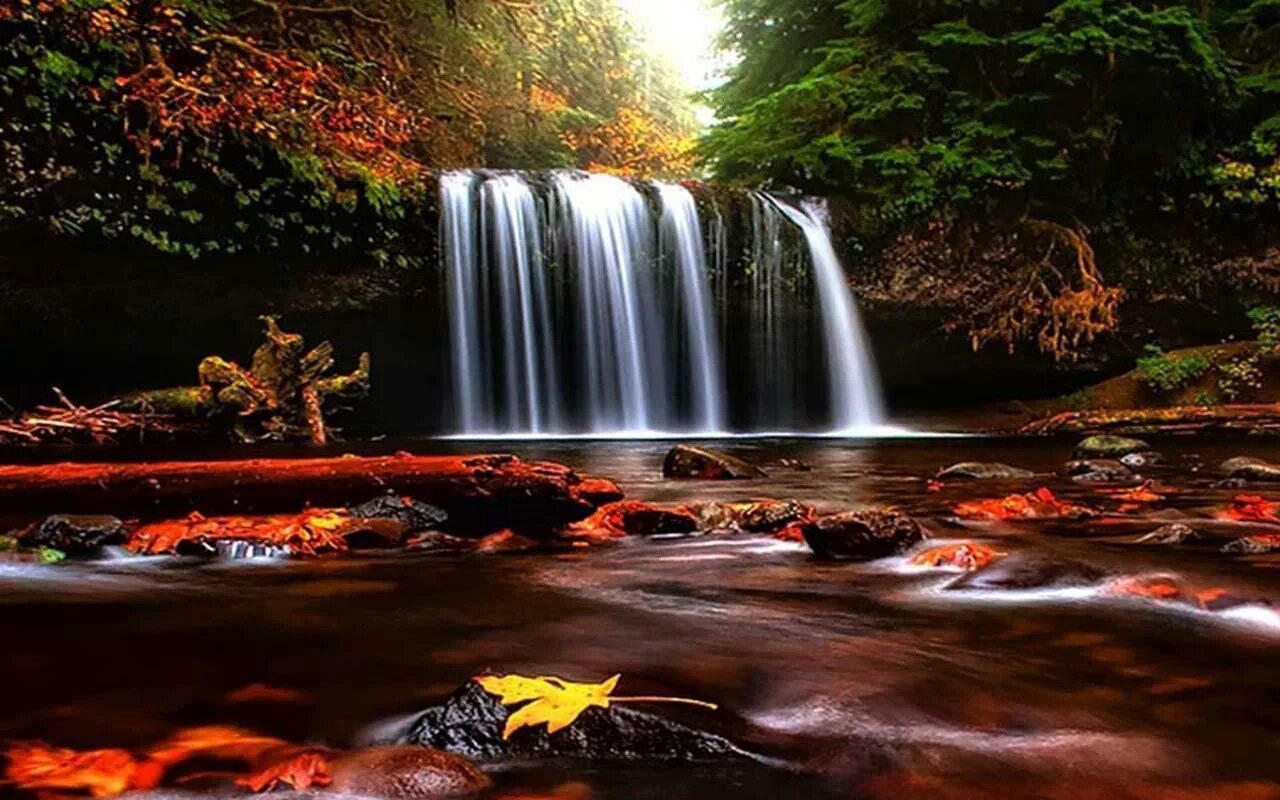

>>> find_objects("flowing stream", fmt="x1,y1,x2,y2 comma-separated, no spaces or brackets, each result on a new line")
439,171,886,436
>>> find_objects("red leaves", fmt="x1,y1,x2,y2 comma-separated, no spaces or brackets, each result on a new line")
1217,494,1280,523
237,752,331,793
952,487,1095,520
127,510,353,556
910,543,1005,571
1099,480,1165,512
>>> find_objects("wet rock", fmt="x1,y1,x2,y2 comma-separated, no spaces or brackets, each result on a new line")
1073,435,1150,459
565,501,698,540
683,500,814,533
402,681,740,762
1219,456,1280,482
210,540,291,559
1221,534,1280,555
328,746,490,798
349,495,448,532
662,445,765,480
339,517,412,549
1134,523,1204,546
801,509,927,561
17,514,126,555
1102,573,1201,608
947,555,1106,591
935,462,1033,481
909,542,1004,571
1120,451,1164,468
576,477,626,506
1065,459,1138,483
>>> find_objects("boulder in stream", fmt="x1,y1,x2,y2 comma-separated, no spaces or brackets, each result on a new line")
1221,534,1280,555
17,514,126,555
662,445,765,480
402,681,741,762
947,554,1106,591
349,494,448,532
936,462,1033,481
682,500,814,533
1220,456,1280,482
801,509,927,561
328,746,490,799
1073,435,1150,459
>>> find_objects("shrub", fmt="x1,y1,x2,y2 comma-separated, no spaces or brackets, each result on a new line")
1135,345,1211,394
1247,306,1280,355
1217,354,1264,401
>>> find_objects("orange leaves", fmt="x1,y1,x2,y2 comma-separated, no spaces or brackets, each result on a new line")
560,107,694,178
125,509,404,556
474,674,717,740
910,543,1005,571
4,726,318,798
952,487,1096,520
2,744,158,798
237,752,331,793
1217,494,1280,523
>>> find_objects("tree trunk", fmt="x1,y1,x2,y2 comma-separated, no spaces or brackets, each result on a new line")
1019,404,1280,435
0,454,623,534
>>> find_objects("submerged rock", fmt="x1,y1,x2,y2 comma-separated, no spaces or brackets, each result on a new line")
1073,435,1150,459
1134,523,1204,547
565,501,698,540
801,509,927,561
407,532,475,552
402,681,740,762
328,746,490,798
1102,573,1201,608
1120,451,1164,468
473,530,541,554
935,462,1033,481
947,555,1106,591
349,495,448,532
1221,534,1280,555
662,445,765,480
1220,456,1280,482
18,514,126,555
1065,459,1138,483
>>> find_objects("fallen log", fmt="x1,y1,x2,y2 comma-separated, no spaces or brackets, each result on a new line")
1018,404,1280,435
0,454,623,534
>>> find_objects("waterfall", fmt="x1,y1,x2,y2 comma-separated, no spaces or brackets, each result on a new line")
657,183,727,431
770,198,885,429
438,170,887,436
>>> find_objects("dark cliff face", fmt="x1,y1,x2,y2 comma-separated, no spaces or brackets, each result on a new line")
0,224,1259,433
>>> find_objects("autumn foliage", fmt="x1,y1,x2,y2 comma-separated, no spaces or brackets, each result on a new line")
1217,494,1280,524
952,487,1096,521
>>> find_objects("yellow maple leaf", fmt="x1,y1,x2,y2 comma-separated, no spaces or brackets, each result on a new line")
473,673,716,740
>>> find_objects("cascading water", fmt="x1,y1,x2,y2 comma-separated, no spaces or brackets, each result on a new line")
439,170,888,436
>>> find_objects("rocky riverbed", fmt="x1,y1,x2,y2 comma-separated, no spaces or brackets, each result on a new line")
0,435,1277,799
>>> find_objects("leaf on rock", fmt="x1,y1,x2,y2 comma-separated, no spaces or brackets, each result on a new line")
237,751,332,792
952,487,1095,520
910,543,1004,571
475,674,620,739
1217,494,1280,523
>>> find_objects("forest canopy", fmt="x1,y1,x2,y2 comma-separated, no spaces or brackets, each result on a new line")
0,0,697,264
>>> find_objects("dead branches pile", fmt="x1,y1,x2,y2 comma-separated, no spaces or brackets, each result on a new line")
0,388,188,446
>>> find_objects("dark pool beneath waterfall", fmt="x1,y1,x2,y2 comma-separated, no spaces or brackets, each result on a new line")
1,435,1278,800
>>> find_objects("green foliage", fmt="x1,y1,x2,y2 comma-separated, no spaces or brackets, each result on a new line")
1248,304,1280,352
0,535,17,553
37,547,67,564
1135,344,1212,393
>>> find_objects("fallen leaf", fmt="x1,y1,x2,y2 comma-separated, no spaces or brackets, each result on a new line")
237,751,331,792
1217,495,1280,523
474,674,717,740
146,725,288,768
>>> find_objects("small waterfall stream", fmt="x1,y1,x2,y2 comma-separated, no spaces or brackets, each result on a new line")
439,170,888,436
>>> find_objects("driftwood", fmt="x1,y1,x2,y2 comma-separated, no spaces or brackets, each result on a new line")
0,453,623,534
0,388,189,445
1019,404,1280,435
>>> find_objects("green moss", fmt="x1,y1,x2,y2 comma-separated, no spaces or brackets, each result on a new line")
37,547,66,564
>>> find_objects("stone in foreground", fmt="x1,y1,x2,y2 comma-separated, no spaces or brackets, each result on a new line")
402,681,741,762
948,554,1106,591
328,746,490,798
936,462,1034,481
1065,459,1138,483
1073,435,1150,459
801,509,927,561
349,494,448,532
662,445,766,480
18,514,126,555
1134,523,1203,546
1221,534,1280,555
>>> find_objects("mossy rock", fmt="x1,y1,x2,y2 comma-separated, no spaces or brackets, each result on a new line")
1073,435,1149,459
